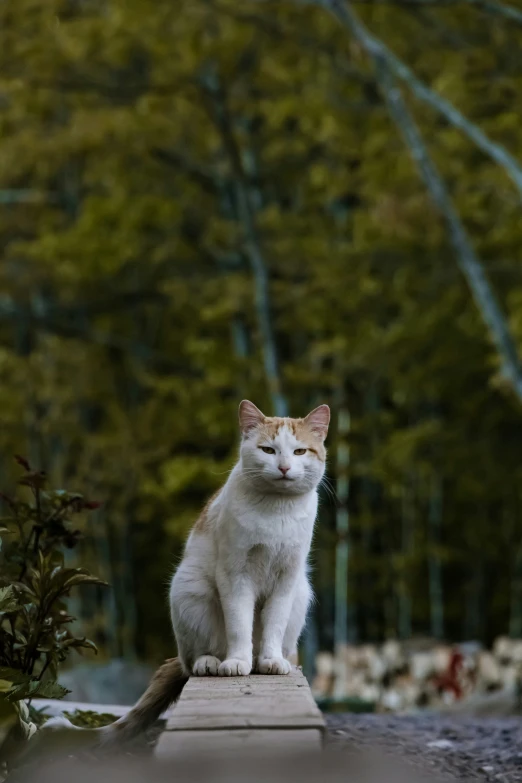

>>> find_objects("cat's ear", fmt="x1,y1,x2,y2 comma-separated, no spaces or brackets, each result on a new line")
239,400,266,435
304,404,330,441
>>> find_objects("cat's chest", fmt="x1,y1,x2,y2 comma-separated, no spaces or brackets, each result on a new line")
241,541,298,594
245,541,290,575
234,503,313,549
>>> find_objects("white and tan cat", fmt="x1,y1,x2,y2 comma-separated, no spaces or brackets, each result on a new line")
47,400,329,744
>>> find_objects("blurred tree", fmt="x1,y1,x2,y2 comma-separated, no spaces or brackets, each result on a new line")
0,0,521,661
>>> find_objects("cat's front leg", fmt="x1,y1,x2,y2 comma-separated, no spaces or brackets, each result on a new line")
216,569,255,676
257,570,298,675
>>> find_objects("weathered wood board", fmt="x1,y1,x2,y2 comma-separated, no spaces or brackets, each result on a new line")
155,668,325,759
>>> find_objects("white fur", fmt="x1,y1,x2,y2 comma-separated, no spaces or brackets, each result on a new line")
169,412,327,677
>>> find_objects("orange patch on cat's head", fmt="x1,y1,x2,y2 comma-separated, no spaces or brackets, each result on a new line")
238,401,330,461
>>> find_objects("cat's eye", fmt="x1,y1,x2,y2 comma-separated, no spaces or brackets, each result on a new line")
294,448,307,455
260,446,275,454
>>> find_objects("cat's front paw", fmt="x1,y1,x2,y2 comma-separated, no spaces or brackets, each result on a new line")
257,656,292,675
218,658,251,676
193,655,221,676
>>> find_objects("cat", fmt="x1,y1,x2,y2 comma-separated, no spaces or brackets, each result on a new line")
43,400,329,746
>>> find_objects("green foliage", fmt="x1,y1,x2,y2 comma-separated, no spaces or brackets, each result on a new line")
22,704,116,731
0,0,520,658
0,457,107,765
62,709,118,729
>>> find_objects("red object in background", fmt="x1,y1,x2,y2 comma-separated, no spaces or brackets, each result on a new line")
84,501,102,510
434,649,464,699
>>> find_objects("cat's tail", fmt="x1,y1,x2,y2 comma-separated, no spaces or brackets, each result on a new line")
100,656,188,744
39,657,188,751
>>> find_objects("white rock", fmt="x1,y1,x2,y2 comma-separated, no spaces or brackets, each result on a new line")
426,739,455,750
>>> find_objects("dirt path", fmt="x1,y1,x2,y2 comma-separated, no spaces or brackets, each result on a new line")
326,714,522,782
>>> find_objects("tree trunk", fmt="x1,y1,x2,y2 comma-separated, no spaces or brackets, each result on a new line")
202,70,288,416
428,473,445,639
398,474,413,640
509,543,522,638
334,402,355,647
465,560,485,641
318,0,522,404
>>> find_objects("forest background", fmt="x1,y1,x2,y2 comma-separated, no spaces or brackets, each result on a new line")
1,0,522,674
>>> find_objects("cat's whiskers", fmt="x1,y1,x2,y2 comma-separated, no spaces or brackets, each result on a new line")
319,475,337,503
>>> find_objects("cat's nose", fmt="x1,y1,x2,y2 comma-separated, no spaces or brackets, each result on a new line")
278,465,290,475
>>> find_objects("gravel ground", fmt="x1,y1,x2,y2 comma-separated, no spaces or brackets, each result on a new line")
15,709,522,783
142,712,522,782
143,712,522,782
326,714,522,782
9,714,522,783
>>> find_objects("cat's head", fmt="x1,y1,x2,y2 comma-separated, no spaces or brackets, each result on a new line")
238,400,330,495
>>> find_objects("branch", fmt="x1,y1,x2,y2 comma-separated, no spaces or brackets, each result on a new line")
320,0,522,400
315,0,522,20
470,0,522,25
313,0,522,200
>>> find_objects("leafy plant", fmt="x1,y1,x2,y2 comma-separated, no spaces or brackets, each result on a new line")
0,455,107,759
63,709,118,729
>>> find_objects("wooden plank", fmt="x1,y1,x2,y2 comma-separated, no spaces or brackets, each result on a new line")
156,668,325,759
165,669,323,731
155,729,323,759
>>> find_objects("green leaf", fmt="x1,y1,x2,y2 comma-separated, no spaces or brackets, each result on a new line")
15,698,30,723
31,681,70,700
0,668,32,686
63,709,117,728
0,585,21,613
63,572,109,590
0,693,17,728
63,637,98,654
5,682,37,702
6,679,70,702
20,716,38,740
47,566,108,597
